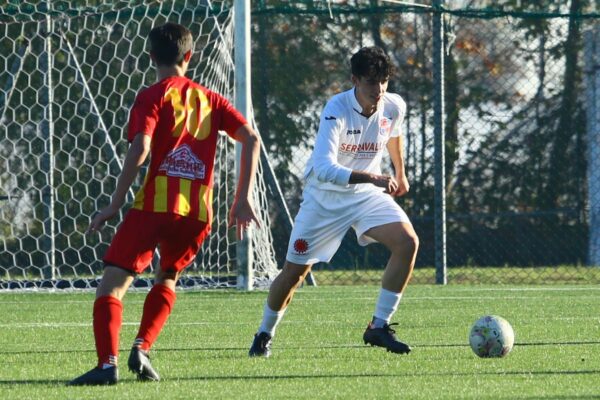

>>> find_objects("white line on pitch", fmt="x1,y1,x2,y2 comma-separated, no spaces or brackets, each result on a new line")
1,292,598,306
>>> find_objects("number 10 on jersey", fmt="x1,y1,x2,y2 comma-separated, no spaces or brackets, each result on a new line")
164,87,212,141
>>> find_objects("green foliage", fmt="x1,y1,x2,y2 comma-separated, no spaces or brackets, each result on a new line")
1,2,597,281
251,3,595,269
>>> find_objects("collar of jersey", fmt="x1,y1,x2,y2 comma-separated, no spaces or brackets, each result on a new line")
350,87,382,117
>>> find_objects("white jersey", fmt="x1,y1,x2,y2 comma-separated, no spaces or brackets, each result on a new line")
304,87,406,193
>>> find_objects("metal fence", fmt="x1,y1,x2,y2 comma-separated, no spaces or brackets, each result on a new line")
1,1,600,287
252,1,600,284
0,1,282,290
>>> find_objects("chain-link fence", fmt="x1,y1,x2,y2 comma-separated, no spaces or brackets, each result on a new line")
0,1,283,290
253,1,600,284
1,1,599,288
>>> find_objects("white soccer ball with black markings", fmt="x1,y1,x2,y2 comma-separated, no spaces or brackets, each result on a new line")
469,315,515,358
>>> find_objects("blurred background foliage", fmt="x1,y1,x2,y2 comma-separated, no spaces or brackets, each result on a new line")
1,0,600,285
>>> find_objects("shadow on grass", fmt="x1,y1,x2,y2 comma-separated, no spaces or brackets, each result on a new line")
0,379,73,385
1,340,600,356
1,369,599,387
176,369,600,380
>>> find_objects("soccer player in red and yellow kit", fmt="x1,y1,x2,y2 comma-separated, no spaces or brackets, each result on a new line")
69,22,260,386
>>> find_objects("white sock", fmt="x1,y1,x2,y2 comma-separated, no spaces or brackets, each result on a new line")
258,303,286,337
101,355,118,369
372,288,402,328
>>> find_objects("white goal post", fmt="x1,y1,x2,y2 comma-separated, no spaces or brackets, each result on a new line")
0,1,279,290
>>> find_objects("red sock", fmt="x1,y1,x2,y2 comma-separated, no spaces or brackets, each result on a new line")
134,284,176,351
93,295,123,368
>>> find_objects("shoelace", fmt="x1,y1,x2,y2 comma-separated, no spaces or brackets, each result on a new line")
383,323,399,336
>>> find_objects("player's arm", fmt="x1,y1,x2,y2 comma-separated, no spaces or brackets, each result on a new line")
227,124,261,240
386,135,409,197
312,103,398,192
87,133,151,233
348,170,398,194
313,129,398,192
343,134,399,193
311,105,353,185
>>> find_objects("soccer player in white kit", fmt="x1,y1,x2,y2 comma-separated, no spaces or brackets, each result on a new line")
249,46,419,356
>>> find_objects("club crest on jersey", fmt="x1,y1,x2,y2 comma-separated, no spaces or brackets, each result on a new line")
159,144,205,180
293,238,309,255
379,117,391,135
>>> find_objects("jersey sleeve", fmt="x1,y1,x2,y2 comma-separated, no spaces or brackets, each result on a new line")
127,89,160,142
310,101,352,186
214,93,248,136
389,94,406,138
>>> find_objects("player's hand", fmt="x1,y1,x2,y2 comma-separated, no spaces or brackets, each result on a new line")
371,174,398,194
86,203,121,234
391,174,410,197
228,198,260,240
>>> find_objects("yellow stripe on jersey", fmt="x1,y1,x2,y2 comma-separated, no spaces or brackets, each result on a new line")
154,176,168,213
208,188,213,219
198,184,209,222
177,179,192,216
132,173,149,210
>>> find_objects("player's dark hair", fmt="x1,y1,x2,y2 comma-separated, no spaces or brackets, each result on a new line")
350,46,394,81
149,23,193,67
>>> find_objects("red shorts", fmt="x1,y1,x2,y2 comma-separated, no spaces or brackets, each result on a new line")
103,209,210,274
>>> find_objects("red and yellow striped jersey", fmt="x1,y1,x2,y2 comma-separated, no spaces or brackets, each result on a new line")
127,76,246,222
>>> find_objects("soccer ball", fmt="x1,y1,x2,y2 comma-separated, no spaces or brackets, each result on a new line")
469,315,515,358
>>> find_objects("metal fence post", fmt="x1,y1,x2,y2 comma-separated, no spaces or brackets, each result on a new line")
433,0,447,284
584,25,600,267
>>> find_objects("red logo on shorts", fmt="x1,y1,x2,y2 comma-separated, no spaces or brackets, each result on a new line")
293,239,309,254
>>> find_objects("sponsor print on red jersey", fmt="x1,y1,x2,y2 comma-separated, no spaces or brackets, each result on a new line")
158,144,206,180
128,76,246,222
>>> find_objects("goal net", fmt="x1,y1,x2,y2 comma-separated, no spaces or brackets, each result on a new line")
0,1,279,290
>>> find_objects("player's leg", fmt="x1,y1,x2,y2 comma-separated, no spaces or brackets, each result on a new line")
94,266,136,366
267,261,312,311
133,268,180,353
128,214,209,381
67,266,135,386
68,210,157,386
249,261,312,357
350,190,418,354
250,189,351,357
368,221,418,294
127,268,180,382
361,221,418,354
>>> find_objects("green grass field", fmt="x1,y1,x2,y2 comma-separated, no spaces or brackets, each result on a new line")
1,285,599,399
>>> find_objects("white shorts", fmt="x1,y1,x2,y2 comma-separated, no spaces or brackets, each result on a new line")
286,187,411,265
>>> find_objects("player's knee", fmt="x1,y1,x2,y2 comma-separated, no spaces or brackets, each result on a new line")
281,263,310,287
391,231,419,255
409,232,420,252
155,269,179,284
96,285,126,300
95,265,134,299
